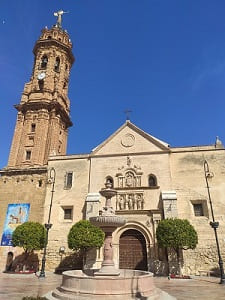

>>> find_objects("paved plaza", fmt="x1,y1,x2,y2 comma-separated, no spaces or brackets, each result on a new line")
0,272,225,300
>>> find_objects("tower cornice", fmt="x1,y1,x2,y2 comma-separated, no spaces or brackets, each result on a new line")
14,101,73,128
33,39,75,65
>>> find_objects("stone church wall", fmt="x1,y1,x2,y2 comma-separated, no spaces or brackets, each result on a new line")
43,156,90,271
170,147,225,275
0,168,47,271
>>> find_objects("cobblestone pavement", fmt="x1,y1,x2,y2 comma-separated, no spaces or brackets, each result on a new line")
0,272,225,300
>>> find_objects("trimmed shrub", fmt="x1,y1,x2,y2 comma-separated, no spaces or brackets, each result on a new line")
12,222,46,252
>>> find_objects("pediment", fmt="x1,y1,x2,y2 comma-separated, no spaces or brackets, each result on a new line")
91,121,170,156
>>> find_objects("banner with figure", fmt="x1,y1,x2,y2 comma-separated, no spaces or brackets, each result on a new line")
1,203,30,246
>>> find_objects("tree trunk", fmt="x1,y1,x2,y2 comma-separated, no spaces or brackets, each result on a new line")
176,248,182,276
82,249,86,270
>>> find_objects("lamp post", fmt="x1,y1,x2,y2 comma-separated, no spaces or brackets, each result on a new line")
39,167,56,278
203,160,225,284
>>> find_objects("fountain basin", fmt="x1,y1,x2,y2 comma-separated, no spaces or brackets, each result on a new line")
46,269,167,300
90,215,126,228
99,188,117,199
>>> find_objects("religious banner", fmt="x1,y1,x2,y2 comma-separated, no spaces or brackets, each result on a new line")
1,203,30,246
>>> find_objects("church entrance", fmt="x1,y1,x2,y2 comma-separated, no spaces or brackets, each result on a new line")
119,229,148,271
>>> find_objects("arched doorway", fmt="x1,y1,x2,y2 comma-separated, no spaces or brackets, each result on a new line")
119,229,148,271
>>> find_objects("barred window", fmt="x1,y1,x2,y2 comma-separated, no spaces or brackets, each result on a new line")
193,203,204,216
63,208,73,220
64,172,73,189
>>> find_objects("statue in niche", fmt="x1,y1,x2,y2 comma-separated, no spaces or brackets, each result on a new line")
118,177,123,188
136,194,144,210
126,194,134,210
118,195,125,210
125,172,134,187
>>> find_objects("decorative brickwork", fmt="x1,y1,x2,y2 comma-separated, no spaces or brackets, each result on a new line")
0,21,75,272
8,25,74,168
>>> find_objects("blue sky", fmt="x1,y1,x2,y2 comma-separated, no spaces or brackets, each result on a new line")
1,0,225,168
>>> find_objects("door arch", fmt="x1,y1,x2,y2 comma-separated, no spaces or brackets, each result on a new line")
119,229,147,271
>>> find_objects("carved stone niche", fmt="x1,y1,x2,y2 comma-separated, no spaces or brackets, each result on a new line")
116,169,143,189
116,192,144,211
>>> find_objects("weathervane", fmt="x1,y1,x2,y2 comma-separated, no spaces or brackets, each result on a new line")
124,109,132,121
53,10,69,28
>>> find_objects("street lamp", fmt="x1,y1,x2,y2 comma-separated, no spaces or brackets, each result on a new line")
39,167,56,278
203,160,225,284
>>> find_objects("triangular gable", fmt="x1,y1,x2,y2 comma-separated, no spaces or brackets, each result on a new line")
91,121,170,156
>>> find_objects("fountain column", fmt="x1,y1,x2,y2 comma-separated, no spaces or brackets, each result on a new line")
90,181,126,276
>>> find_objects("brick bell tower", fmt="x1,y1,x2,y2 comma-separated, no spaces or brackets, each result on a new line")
8,11,74,168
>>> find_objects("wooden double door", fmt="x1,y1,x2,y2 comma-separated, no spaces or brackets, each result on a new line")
119,229,147,271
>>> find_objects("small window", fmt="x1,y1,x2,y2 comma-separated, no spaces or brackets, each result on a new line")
148,174,157,187
193,203,204,216
54,57,60,72
58,142,62,153
31,123,36,132
64,172,73,189
63,208,73,220
40,55,48,69
38,180,43,187
26,150,31,160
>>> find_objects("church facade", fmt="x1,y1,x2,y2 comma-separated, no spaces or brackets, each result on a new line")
1,16,225,276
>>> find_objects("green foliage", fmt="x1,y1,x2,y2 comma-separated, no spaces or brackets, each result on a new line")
12,222,46,252
156,218,198,252
68,220,104,252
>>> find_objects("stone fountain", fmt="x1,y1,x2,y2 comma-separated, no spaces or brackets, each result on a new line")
46,181,175,300
89,180,126,276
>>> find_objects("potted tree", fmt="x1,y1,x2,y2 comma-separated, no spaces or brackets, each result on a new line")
156,218,198,277
68,220,104,269
12,221,46,273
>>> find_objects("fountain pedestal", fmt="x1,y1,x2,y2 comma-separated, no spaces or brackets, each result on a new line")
89,181,126,276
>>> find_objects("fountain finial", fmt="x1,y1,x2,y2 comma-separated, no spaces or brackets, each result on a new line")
105,179,112,189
